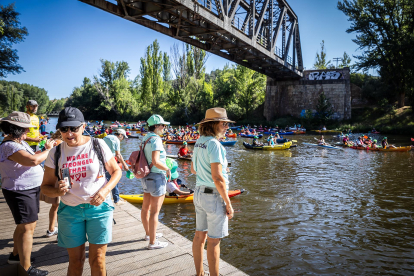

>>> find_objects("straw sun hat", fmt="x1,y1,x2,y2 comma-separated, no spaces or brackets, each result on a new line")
197,107,235,125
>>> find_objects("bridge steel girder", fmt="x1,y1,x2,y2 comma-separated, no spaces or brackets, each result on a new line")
79,0,303,80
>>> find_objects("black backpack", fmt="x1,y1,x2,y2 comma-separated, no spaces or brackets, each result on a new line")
54,137,106,180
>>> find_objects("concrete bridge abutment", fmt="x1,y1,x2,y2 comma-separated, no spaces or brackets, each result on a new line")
264,67,351,121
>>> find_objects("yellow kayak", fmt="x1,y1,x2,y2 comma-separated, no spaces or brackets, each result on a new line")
262,141,292,150
120,189,245,204
94,133,107,139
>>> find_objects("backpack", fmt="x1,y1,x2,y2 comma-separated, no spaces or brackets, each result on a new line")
128,137,154,179
54,137,106,180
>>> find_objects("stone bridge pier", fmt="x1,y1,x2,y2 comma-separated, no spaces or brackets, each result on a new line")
264,67,351,121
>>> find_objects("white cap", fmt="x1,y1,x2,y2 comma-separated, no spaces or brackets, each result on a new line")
115,129,128,138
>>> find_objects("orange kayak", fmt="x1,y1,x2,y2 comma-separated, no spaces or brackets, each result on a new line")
226,133,237,138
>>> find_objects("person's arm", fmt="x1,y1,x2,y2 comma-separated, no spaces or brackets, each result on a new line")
173,189,192,195
115,150,129,171
25,136,41,143
152,150,171,181
191,162,196,175
211,163,233,219
41,166,69,198
8,140,55,166
90,156,122,206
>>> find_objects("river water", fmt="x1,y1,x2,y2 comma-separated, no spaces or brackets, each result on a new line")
37,119,414,274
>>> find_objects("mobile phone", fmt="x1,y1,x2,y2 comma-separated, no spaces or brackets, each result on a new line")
61,168,72,189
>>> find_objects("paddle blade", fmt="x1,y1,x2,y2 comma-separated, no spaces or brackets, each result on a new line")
364,135,368,139
292,140,298,142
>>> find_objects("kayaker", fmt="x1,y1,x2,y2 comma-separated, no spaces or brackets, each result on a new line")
267,135,274,146
322,125,327,131
40,121,47,135
191,107,234,276
356,136,366,147
343,134,350,145
141,114,171,249
178,141,193,158
252,136,263,146
364,137,372,146
381,137,396,149
371,139,379,149
275,132,281,139
318,135,327,145
165,159,193,196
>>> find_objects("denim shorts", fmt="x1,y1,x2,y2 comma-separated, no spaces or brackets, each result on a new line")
141,172,166,197
194,185,228,239
57,199,114,248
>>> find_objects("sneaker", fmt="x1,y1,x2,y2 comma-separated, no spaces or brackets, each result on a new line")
145,233,163,241
7,253,35,264
114,200,125,206
27,266,48,276
147,240,168,250
46,227,58,237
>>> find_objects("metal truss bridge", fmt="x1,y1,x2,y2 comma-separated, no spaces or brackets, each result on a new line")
80,0,303,79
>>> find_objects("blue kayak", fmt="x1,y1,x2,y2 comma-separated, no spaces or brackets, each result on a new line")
278,131,294,135
240,134,263,138
220,140,237,146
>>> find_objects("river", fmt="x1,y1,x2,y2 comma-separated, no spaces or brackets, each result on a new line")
17,118,414,275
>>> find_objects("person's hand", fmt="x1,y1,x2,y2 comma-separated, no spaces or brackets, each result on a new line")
90,187,109,206
57,179,70,196
35,137,42,142
189,189,194,194
226,203,234,219
226,167,230,173
166,169,171,182
44,139,55,150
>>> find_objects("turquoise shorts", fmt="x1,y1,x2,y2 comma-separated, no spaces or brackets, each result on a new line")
57,200,114,248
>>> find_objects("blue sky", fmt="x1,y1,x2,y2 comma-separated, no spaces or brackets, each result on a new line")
4,0,360,100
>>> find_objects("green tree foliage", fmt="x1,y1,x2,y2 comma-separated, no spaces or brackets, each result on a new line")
339,51,352,68
0,3,28,78
338,0,414,107
234,65,266,119
313,40,332,69
316,91,334,123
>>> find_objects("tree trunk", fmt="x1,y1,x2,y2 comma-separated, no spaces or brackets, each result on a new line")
398,91,405,108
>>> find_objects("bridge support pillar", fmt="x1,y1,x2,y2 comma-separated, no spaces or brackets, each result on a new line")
264,67,351,121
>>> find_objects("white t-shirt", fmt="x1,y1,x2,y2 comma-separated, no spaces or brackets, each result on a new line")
44,138,113,206
166,181,179,194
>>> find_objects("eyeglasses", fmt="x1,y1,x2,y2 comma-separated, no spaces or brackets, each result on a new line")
60,124,83,133
221,122,229,127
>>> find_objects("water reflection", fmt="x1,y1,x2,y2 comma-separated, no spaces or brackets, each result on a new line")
46,118,414,275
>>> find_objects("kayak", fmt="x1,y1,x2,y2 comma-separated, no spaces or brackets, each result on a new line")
278,131,294,135
243,141,292,150
166,154,192,160
350,146,411,152
294,131,306,134
311,130,342,133
239,134,263,138
220,140,237,146
94,133,107,139
164,140,197,144
120,189,245,204
226,133,237,138
229,126,241,130
128,135,140,139
303,142,342,149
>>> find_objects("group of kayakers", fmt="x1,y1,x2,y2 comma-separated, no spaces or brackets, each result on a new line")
342,135,396,149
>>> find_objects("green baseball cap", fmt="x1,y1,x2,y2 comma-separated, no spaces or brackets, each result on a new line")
147,114,170,127
383,137,387,139
254,136,258,139
183,141,187,145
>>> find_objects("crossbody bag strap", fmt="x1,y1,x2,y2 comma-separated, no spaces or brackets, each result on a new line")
142,137,154,169
54,144,62,180
92,138,106,174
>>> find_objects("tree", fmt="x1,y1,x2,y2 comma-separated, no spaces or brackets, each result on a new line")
339,51,351,68
338,0,414,107
313,40,332,69
316,90,333,123
0,3,28,77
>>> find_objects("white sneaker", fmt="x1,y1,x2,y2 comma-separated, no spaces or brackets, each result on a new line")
145,233,163,241
147,240,168,250
46,227,58,237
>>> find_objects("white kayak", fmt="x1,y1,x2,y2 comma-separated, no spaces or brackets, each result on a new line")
303,142,342,149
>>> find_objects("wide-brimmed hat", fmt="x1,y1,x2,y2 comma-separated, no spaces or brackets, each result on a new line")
56,107,85,129
197,107,235,125
1,111,36,128
114,129,128,138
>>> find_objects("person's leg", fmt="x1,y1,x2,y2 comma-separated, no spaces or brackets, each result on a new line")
148,194,165,244
193,231,208,276
141,193,151,236
48,203,59,232
67,244,86,276
14,221,37,270
206,237,221,276
111,184,120,203
89,244,108,276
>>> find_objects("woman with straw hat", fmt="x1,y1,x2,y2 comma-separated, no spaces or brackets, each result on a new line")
0,111,56,276
191,107,235,276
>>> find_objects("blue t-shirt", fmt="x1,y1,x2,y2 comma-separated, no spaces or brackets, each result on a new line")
192,136,229,189
103,135,120,156
143,132,166,175
40,124,46,133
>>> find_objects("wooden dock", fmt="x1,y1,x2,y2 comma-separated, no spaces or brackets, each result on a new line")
0,190,247,275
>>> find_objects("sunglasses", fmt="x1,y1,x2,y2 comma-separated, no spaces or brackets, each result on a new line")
60,124,83,133
221,122,229,127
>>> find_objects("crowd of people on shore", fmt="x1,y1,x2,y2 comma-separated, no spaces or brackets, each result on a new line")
0,100,233,276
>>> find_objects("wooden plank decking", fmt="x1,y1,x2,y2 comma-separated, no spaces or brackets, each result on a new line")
0,190,247,275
